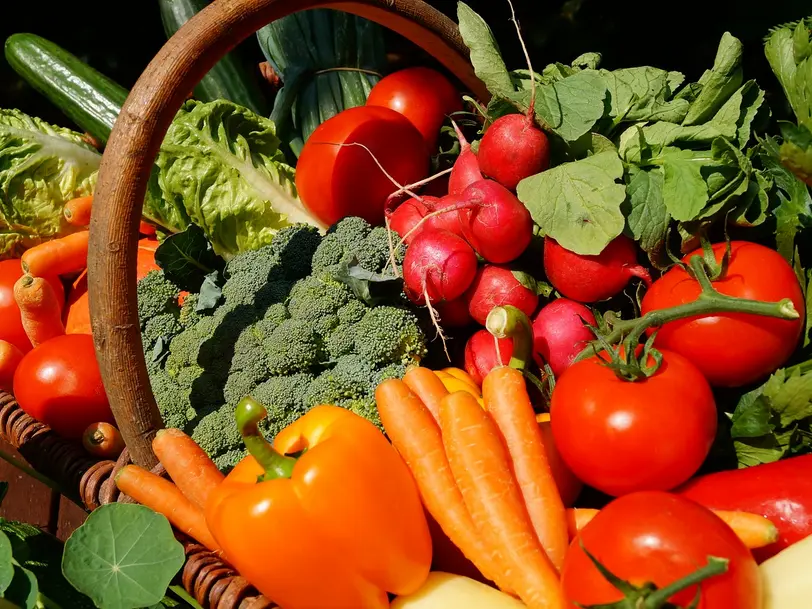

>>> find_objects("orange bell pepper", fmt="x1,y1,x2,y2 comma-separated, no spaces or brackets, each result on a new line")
205,397,433,609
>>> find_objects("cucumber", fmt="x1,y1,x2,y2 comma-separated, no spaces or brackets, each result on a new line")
159,0,268,116
4,33,127,143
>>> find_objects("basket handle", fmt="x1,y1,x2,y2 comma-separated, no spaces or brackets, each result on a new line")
87,0,483,468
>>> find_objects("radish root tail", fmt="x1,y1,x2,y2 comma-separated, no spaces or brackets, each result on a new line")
423,284,451,362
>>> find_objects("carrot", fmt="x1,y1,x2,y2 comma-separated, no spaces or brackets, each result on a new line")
82,422,125,459
439,391,563,609
483,366,568,572
63,196,93,227
21,230,89,277
566,508,778,550
402,367,449,422
13,275,65,347
115,464,221,553
0,340,24,393
152,428,224,511
375,379,512,593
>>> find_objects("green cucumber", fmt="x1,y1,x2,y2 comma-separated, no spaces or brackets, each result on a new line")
159,0,268,115
4,33,127,143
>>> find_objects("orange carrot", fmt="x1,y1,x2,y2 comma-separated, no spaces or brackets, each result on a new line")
152,428,224,511
0,340,24,393
115,464,221,553
439,391,563,609
139,220,157,236
402,367,449,422
375,379,512,593
82,423,125,460
63,196,93,227
483,366,568,572
566,508,778,550
21,230,89,277
13,275,65,347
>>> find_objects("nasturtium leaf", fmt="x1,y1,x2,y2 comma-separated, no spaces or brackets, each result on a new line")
62,504,185,609
0,530,13,595
4,566,38,609
456,2,514,98
154,224,225,293
624,167,670,266
660,147,709,221
516,150,626,255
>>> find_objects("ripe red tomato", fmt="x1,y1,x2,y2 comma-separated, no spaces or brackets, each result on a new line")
550,348,717,497
13,334,113,439
641,241,804,387
296,106,429,227
561,491,762,609
366,67,462,152
0,260,65,353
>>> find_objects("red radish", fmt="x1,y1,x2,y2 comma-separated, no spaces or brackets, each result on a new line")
543,235,652,303
424,194,466,237
435,297,473,328
403,229,478,306
532,298,597,377
464,329,514,385
386,196,432,245
458,179,533,264
464,265,539,326
448,120,483,196
478,114,550,191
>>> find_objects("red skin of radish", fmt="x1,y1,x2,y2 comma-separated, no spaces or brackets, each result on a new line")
458,179,533,264
464,329,514,386
543,235,652,303
448,145,483,195
532,298,597,377
464,264,539,326
386,196,432,245
403,229,478,305
478,113,551,191
422,173,450,198
425,194,466,237
435,297,473,328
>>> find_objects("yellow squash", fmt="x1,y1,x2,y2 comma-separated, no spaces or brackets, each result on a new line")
391,572,526,609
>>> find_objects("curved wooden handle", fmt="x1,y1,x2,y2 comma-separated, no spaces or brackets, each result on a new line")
87,0,482,468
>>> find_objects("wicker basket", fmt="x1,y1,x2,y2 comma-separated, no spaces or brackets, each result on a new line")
2,0,487,607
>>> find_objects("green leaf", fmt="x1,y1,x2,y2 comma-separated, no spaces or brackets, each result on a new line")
516,150,626,255
730,391,773,438
661,148,709,221
807,269,812,348
599,67,690,124
4,566,38,609
511,270,552,297
0,531,13,595
733,438,787,468
196,270,223,313
525,71,608,142
332,255,404,306
763,369,812,427
765,20,812,131
62,504,186,609
624,167,669,266
154,224,226,293
683,32,744,126
779,122,812,187
735,81,766,147
0,109,99,260
456,2,514,98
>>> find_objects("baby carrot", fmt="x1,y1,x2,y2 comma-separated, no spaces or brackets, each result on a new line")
483,366,569,572
402,367,450,422
440,391,564,609
63,196,93,227
153,428,224,511
0,340,24,393
13,275,65,347
115,464,221,553
21,230,89,277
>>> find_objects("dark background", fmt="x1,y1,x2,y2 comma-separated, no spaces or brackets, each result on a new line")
1,0,810,129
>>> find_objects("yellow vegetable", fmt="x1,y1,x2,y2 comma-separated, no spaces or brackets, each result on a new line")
441,367,480,388
391,572,526,609
435,368,482,399
760,534,812,608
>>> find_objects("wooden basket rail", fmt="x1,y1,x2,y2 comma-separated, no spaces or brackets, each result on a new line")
3,0,486,607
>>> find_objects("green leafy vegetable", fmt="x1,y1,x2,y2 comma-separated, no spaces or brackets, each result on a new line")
661,148,710,221
624,166,670,266
154,224,225,293
457,2,514,98
599,67,689,124
526,71,608,142
516,150,626,255
0,531,14,595
62,504,185,609
0,109,98,260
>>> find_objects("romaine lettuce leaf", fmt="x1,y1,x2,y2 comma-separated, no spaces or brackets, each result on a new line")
154,99,322,259
0,109,98,259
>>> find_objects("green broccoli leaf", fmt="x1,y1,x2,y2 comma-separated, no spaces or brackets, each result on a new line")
683,32,744,126
155,224,225,293
62,504,185,609
333,256,403,307
517,150,626,255
196,270,224,312
456,2,514,98
624,166,670,267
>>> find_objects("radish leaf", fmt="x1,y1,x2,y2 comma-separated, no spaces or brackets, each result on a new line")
624,167,670,268
457,2,514,98
661,148,710,221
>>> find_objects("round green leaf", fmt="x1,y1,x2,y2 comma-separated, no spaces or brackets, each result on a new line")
4,566,38,609
62,504,185,609
0,531,14,595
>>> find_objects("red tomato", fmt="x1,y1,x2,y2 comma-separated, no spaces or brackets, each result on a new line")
366,67,462,151
561,491,762,609
13,334,113,439
0,260,65,353
641,241,804,387
550,348,717,497
296,106,429,227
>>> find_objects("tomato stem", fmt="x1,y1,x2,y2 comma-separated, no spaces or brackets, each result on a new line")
645,557,729,607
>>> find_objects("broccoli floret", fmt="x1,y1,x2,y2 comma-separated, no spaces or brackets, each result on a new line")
310,217,372,272
304,355,377,407
338,299,366,324
354,306,426,366
142,313,181,352
137,271,181,323
357,226,404,273
287,275,351,321
268,224,322,280
263,302,289,325
264,319,322,375
189,405,242,470
221,245,289,309
178,294,203,328
325,324,356,360
251,373,314,442
344,397,383,431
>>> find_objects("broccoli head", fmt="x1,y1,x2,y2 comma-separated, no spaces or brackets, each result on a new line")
137,271,181,323
354,306,426,366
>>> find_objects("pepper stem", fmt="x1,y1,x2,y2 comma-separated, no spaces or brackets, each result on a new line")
486,305,533,371
235,397,297,482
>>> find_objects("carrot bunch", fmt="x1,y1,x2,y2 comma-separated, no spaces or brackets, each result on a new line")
115,428,225,555
376,364,569,609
